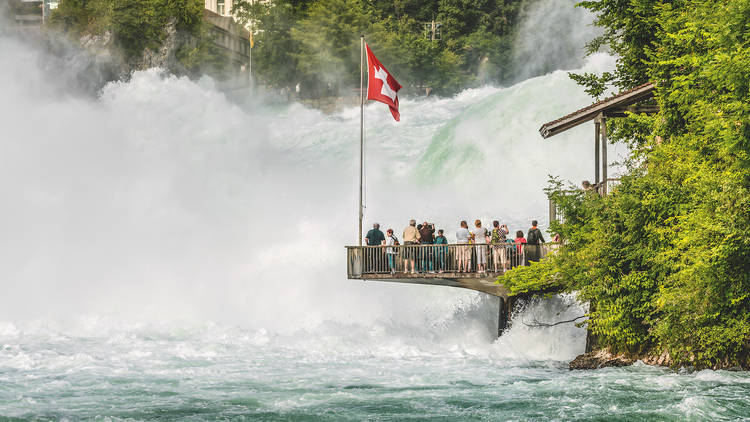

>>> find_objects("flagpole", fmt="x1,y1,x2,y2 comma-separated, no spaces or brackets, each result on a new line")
358,35,365,246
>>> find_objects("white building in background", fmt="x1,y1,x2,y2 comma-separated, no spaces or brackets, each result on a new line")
204,0,233,16
204,0,265,20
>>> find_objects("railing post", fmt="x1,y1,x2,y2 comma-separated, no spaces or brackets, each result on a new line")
350,247,363,278
549,198,556,226
595,118,601,185
601,117,608,195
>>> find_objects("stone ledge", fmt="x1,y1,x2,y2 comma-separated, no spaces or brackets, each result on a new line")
569,349,636,370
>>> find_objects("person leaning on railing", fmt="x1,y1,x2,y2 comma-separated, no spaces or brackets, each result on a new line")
402,219,421,274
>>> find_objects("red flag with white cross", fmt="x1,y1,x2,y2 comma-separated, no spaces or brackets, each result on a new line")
365,44,402,121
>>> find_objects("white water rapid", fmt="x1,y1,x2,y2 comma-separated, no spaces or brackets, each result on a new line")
0,0,620,359
4,4,750,421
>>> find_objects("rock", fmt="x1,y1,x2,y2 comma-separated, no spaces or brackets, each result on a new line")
569,349,636,370
640,350,672,367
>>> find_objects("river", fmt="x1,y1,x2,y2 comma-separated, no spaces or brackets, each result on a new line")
1,1,750,420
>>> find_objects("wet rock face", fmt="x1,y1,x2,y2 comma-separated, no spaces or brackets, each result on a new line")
570,349,677,370
639,351,673,368
569,350,636,370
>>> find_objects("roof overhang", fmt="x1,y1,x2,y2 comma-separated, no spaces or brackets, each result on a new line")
539,82,656,139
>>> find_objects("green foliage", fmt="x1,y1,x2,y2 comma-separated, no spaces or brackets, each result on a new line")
231,0,529,96
501,255,567,296
50,0,204,61
291,0,372,92
567,71,615,100
576,0,664,89
233,0,307,90
514,0,750,368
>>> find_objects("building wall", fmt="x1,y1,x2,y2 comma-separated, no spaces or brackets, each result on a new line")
204,0,266,19
202,9,252,73
204,0,236,17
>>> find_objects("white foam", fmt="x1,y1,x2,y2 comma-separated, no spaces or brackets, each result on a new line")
0,21,612,361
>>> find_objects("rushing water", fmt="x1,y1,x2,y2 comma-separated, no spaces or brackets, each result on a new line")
3,4,750,421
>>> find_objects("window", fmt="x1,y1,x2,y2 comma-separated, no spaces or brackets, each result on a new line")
217,0,225,15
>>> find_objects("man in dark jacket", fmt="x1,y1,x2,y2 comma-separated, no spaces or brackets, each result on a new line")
366,223,386,246
365,223,386,272
418,222,435,273
526,220,545,262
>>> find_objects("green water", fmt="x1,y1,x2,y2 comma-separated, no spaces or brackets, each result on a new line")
1,322,749,421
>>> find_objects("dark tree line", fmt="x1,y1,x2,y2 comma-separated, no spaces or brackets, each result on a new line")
232,0,531,97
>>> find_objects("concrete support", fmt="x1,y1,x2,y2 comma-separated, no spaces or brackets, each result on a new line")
497,297,508,337
497,296,518,337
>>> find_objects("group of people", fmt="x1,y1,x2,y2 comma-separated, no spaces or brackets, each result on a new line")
364,219,548,274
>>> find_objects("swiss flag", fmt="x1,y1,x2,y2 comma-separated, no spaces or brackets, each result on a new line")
366,44,402,121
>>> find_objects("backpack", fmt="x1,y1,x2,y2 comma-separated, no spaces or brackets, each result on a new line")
528,228,541,244
391,235,400,246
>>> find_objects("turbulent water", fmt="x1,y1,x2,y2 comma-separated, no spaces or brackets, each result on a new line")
2,2,750,420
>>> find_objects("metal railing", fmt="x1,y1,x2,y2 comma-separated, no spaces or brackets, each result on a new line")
346,243,556,278
548,178,622,224
595,177,621,196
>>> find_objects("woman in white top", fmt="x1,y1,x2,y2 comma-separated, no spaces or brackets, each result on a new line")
385,229,397,274
471,219,489,273
455,220,471,273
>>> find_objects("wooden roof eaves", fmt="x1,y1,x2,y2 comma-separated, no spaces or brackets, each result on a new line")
539,83,656,139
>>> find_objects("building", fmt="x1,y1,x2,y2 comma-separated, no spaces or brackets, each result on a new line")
202,8,252,74
204,0,234,16
204,0,266,32
204,0,265,18
9,0,42,26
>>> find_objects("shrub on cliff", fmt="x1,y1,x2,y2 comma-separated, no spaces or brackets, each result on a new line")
502,0,750,369
50,0,203,61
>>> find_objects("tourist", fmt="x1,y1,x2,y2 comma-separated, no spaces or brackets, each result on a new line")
516,230,526,265
456,220,471,273
434,229,448,273
386,229,398,274
491,220,510,272
526,220,546,262
471,220,489,274
419,221,435,273
550,233,562,251
365,223,385,246
365,223,386,272
506,237,517,267
403,219,421,274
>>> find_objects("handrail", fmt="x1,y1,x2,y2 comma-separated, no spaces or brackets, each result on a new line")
594,177,620,196
346,242,559,278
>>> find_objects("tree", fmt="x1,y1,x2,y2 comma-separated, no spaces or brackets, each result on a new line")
503,0,750,369
290,0,373,95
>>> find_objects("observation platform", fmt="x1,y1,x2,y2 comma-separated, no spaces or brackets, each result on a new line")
345,243,554,299
345,243,554,336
